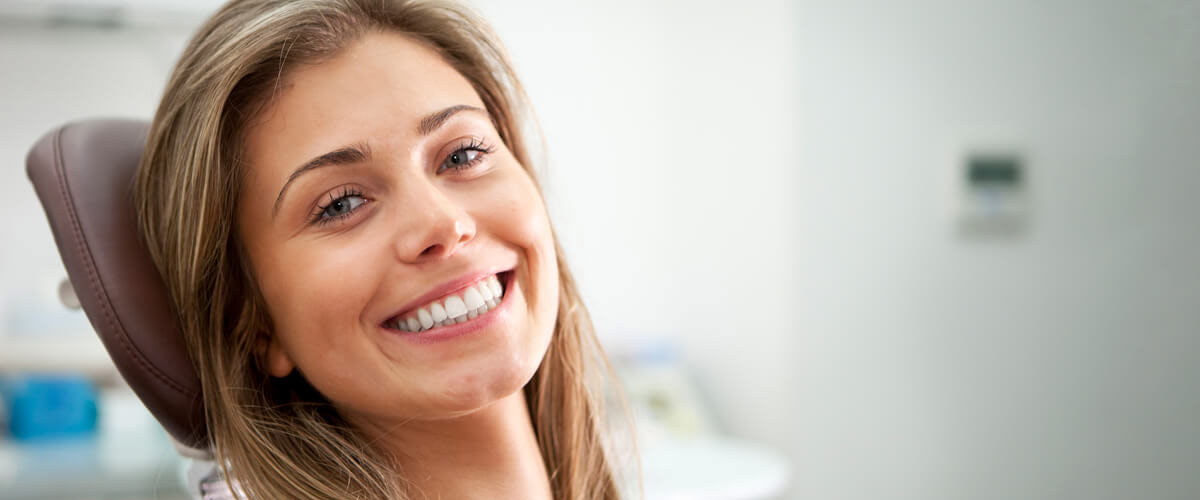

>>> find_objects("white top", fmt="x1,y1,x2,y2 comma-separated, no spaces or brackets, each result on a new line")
185,459,242,500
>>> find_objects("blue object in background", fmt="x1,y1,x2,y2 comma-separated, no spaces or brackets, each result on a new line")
0,375,98,441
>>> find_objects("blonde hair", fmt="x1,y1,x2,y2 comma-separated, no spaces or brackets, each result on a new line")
134,1,624,498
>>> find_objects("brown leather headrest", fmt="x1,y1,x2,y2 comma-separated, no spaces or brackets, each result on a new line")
26,119,208,450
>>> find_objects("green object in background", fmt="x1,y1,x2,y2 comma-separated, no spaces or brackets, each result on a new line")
967,154,1022,187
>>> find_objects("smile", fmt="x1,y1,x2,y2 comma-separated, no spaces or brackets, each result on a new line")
384,272,509,332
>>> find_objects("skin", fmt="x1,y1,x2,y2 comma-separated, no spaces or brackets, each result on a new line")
236,30,558,499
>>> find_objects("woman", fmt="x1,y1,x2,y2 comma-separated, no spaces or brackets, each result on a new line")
134,0,627,498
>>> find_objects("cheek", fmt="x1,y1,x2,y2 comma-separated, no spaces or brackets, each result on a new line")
479,169,560,330
485,168,555,258
253,237,383,367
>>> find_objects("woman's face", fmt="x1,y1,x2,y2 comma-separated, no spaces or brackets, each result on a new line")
236,31,558,425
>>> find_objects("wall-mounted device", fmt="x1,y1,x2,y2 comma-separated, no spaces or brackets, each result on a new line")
956,150,1029,236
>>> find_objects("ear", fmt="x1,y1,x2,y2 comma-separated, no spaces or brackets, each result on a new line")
255,333,296,378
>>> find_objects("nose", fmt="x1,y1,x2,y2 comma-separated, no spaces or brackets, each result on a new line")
391,182,476,263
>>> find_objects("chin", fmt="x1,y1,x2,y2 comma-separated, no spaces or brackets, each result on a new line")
430,354,541,414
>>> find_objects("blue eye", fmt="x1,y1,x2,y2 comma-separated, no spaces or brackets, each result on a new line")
321,195,365,218
446,149,480,168
438,138,494,173
313,188,367,225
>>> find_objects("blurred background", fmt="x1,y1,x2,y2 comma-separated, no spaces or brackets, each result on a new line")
2,0,1199,499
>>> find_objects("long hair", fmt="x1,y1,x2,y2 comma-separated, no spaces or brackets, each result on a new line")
133,1,624,498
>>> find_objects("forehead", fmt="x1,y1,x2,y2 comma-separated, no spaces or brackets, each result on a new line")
242,30,485,185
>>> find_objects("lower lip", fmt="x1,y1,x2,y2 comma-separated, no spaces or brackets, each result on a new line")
382,274,514,345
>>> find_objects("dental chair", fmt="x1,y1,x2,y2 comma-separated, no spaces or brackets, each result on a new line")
25,119,209,453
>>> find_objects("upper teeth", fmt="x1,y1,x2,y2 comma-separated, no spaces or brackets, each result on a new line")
392,274,505,332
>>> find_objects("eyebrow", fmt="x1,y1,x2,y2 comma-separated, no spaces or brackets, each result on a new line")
418,104,485,135
272,143,371,217
271,104,486,218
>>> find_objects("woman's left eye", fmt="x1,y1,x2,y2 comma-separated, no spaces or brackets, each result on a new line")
438,139,493,173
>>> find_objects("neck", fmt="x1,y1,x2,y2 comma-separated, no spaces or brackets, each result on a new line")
362,391,552,500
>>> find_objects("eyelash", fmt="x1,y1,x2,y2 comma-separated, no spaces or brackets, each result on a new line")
311,186,367,227
439,138,495,173
307,140,496,227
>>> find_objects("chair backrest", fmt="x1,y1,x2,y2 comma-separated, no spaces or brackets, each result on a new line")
26,118,208,450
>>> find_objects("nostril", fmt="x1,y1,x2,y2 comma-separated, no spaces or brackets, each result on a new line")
420,244,444,257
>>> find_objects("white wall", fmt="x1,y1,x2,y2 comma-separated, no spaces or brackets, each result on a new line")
789,1,1200,499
